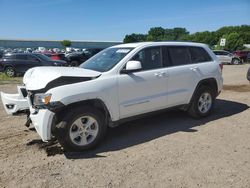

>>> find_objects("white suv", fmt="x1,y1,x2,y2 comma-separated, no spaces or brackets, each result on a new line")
213,50,241,65
1,42,223,151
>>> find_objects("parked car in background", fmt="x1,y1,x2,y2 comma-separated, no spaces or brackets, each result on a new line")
213,50,242,65
66,48,103,66
0,53,68,77
233,50,250,62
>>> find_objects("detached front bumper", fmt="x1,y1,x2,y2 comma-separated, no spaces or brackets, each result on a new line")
1,86,55,142
30,109,55,142
1,86,29,115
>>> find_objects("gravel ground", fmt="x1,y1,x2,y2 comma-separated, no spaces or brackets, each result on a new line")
0,65,250,188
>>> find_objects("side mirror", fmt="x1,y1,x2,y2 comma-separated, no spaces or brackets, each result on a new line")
121,60,142,74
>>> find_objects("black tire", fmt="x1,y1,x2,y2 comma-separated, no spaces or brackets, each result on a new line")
54,106,107,151
188,86,215,118
70,60,79,67
5,66,15,77
231,58,240,65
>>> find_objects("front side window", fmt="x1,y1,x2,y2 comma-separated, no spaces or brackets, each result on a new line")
81,48,133,72
168,47,191,66
132,47,162,71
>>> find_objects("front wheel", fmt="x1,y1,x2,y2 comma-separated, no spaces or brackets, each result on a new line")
55,106,107,151
188,86,215,118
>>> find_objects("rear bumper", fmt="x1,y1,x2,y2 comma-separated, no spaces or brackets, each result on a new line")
30,109,55,142
216,74,223,96
1,86,29,115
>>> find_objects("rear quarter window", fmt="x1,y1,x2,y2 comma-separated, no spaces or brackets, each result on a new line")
189,47,212,63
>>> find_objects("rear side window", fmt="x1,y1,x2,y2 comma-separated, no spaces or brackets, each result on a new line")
168,47,191,66
15,55,27,60
189,47,212,63
162,46,172,67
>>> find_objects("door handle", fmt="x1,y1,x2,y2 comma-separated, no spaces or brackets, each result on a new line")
190,67,198,71
154,72,161,77
154,72,169,77
160,72,169,77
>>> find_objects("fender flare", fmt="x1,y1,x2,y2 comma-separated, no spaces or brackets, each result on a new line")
188,78,218,105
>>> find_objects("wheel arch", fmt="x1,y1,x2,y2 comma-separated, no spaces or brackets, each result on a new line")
56,98,112,125
189,78,218,105
4,65,15,70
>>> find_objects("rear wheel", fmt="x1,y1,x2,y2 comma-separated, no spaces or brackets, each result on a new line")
188,86,215,118
5,66,15,77
55,106,107,151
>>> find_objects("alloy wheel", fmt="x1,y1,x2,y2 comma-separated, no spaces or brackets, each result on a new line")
69,116,99,146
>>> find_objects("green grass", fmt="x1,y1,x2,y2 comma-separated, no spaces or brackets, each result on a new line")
0,73,22,85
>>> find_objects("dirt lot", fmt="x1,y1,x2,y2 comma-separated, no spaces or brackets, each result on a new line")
0,65,250,188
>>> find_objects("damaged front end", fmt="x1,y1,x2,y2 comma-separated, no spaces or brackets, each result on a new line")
1,86,57,141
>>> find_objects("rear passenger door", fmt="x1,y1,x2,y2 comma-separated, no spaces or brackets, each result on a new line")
163,46,200,107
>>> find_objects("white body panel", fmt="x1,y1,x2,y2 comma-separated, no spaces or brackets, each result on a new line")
217,55,232,64
118,68,168,119
23,67,101,90
0,86,29,114
30,109,55,141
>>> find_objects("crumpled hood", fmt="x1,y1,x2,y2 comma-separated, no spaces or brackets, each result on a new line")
23,66,101,91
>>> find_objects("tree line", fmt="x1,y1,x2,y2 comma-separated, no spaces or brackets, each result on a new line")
123,25,250,51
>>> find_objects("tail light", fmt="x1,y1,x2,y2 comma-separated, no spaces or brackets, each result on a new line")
219,63,223,72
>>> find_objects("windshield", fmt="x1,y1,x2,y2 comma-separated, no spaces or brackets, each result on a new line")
80,48,133,72
35,53,52,61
